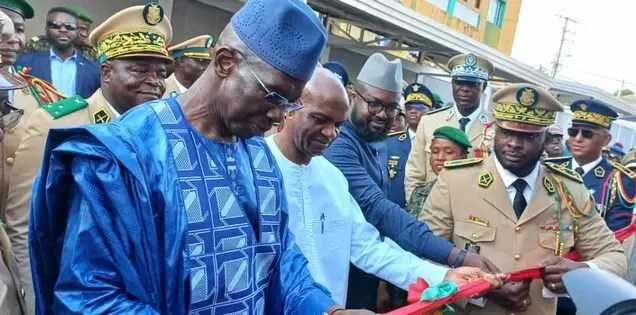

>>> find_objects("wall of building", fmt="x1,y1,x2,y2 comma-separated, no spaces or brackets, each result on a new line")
400,0,522,55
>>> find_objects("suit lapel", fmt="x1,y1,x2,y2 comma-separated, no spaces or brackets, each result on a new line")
75,55,85,97
517,167,555,225
481,157,518,223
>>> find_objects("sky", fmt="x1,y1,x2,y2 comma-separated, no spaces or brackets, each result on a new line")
511,0,636,95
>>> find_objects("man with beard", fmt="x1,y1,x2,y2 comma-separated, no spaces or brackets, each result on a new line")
268,67,504,307
405,53,495,201
5,5,172,313
28,0,374,313
165,35,215,96
421,84,626,315
16,6,99,98
25,4,97,60
324,52,497,310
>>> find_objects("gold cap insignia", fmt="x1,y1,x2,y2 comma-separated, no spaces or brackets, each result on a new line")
517,87,538,107
580,103,588,111
143,3,164,26
413,84,419,92
478,170,493,188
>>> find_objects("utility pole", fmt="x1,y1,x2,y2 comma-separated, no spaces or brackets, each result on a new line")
551,15,577,78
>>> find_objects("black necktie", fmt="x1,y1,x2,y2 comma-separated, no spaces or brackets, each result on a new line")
512,179,527,218
575,167,584,176
459,117,470,132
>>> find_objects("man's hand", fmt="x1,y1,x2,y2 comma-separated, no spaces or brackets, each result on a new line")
332,310,375,315
541,256,589,294
462,251,501,274
445,266,506,288
487,280,532,312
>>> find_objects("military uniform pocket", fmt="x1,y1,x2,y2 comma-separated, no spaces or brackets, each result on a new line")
455,220,496,243
538,230,575,253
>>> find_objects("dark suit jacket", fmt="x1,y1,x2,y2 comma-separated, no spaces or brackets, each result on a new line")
16,50,100,98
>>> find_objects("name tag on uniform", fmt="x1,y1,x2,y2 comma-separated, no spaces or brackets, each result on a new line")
467,215,489,227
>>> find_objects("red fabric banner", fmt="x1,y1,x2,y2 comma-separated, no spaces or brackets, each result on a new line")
385,266,545,315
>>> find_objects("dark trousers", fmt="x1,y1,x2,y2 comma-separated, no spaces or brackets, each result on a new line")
346,265,379,311
557,297,577,315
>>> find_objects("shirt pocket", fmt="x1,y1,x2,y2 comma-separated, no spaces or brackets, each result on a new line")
538,230,575,253
454,220,496,246
310,218,348,252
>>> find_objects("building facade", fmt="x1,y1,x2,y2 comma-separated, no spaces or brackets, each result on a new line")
400,0,522,55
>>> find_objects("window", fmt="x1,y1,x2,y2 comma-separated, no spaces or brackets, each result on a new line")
488,0,506,27
475,0,481,9
454,1,480,27
428,0,450,11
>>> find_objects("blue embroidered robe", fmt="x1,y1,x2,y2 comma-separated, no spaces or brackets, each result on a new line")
29,98,335,314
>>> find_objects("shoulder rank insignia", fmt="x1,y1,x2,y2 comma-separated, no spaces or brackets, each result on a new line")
478,170,493,188
543,176,556,194
93,108,111,124
543,156,572,164
609,159,636,179
43,95,88,119
443,157,483,169
593,165,605,178
424,105,452,116
544,162,583,183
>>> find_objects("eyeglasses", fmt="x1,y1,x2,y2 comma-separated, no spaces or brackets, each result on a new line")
232,49,303,112
567,127,597,139
0,101,23,130
354,89,399,118
46,21,78,31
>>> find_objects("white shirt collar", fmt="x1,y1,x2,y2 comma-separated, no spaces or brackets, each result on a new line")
571,155,603,176
454,105,481,131
494,156,540,201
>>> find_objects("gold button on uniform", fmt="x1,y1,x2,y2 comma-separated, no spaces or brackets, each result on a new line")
514,254,521,260
515,226,521,232
6,128,14,134
471,233,478,239
6,157,14,165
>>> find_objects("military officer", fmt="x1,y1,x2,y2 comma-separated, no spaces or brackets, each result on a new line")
421,84,626,315
385,82,437,207
551,100,636,232
3,5,172,312
0,1,65,312
405,53,495,200
165,34,215,96
406,126,471,217
0,7,33,314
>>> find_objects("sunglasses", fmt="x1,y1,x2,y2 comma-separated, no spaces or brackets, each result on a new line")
567,127,598,139
354,89,399,118
232,49,303,113
46,21,78,31
0,101,23,130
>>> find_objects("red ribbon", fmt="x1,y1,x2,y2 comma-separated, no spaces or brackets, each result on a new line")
385,266,545,315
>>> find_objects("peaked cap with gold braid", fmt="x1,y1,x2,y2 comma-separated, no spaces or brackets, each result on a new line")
492,83,563,133
89,4,173,63
168,35,215,60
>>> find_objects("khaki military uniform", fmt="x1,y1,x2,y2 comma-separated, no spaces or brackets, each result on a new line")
405,106,494,200
0,82,59,315
4,89,117,313
163,74,184,97
420,156,626,315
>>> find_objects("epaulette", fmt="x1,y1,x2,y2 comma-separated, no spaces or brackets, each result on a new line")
423,105,452,116
544,162,582,183
609,159,636,179
42,95,88,119
543,155,572,163
386,130,407,137
443,157,483,169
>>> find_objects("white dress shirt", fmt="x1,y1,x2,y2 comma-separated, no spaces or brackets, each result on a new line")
494,157,540,205
266,136,448,305
408,128,416,140
570,155,603,176
175,77,188,93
